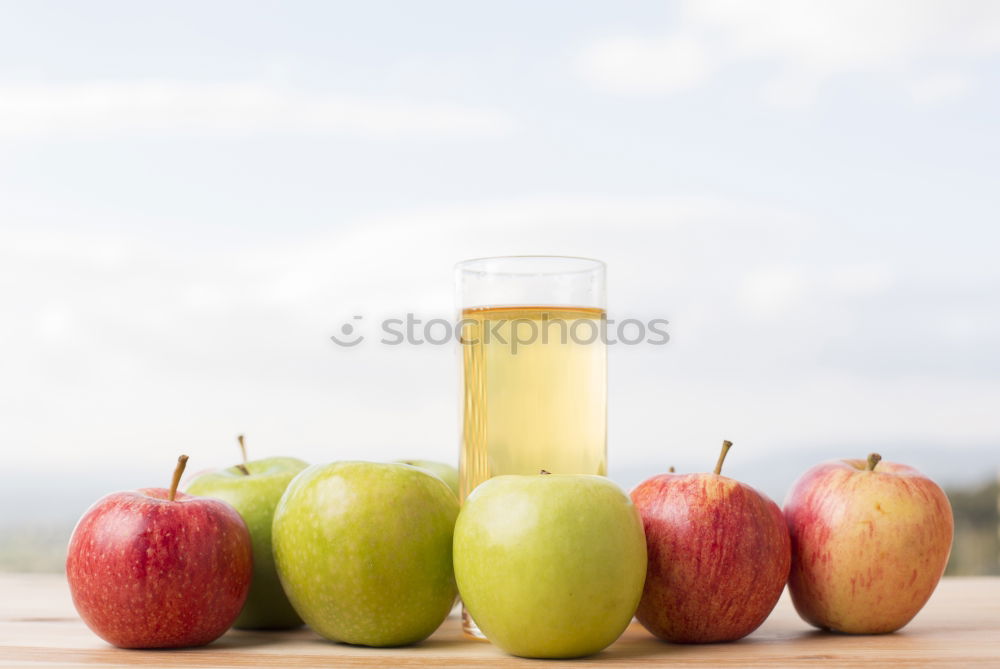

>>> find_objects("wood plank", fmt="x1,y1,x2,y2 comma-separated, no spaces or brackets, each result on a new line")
0,574,997,667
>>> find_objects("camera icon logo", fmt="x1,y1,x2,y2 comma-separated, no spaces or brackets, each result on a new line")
330,315,365,347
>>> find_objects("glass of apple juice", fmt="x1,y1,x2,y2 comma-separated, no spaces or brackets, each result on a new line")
454,256,608,640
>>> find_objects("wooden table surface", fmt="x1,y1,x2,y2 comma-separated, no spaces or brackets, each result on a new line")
1,574,998,667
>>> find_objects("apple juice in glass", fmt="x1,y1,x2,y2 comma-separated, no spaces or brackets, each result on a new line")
455,256,607,639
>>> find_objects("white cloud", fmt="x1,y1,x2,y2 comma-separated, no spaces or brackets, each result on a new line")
4,195,999,477
0,80,515,140
577,0,1000,104
908,71,975,104
577,35,714,94
740,267,807,316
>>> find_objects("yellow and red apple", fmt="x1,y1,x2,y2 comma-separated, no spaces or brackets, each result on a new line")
783,453,953,634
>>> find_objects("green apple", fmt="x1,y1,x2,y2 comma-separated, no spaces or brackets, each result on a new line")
272,461,459,646
395,459,459,498
454,474,647,658
185,443,308,630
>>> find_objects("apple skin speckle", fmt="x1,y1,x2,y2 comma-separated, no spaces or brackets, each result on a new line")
66,488,253,649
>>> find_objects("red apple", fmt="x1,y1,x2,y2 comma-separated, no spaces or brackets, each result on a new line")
66,455,253,648
783,453,953,634
631,441,791,643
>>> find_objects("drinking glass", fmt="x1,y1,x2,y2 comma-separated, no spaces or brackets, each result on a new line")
455,256,607,639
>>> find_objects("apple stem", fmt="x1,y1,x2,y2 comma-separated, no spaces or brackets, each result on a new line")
540,469,551,475
668,466,675,473
236,434,250,475
713,440,733,476
867,453,882,471
169,455,189,502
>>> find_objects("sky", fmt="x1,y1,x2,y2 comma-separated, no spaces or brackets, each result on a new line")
1,1,998,510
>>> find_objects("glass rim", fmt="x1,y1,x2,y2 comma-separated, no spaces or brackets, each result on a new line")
455,255,605,276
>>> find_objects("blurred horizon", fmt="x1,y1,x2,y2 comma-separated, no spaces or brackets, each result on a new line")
1,1,998,573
